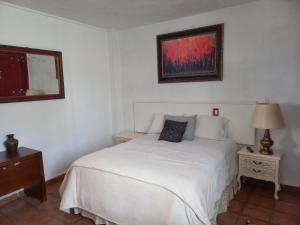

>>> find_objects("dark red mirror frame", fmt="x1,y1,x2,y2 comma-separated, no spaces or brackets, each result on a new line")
0,44,65,103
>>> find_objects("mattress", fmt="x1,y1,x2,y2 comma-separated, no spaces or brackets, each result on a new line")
60,134,238,225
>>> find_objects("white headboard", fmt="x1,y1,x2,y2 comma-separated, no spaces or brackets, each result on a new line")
133,101,256,145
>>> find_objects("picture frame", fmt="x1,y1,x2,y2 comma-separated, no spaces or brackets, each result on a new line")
157,24,223,83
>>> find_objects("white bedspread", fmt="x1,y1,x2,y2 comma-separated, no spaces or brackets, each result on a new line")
60,134,237,225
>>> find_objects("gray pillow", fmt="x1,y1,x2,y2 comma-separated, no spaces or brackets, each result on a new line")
164,115,197,141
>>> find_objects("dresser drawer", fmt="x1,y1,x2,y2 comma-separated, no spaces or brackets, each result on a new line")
0,156,41,196
0,164,15,178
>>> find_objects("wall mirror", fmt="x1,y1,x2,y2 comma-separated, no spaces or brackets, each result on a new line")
0,45,65,103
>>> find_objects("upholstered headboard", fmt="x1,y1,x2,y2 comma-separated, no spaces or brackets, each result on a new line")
133,101,256,145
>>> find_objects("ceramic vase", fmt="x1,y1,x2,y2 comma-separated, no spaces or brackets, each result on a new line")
4,134,18,155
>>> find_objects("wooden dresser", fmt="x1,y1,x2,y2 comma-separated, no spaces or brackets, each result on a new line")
0,147,47,202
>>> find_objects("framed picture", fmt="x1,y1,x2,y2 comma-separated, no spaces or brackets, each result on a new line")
157,24,223,83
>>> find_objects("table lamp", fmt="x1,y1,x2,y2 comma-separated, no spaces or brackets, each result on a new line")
252,103,285,155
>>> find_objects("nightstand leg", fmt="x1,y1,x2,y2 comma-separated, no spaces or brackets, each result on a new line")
274,182,280,200
242,176,246,183
237,175,242,190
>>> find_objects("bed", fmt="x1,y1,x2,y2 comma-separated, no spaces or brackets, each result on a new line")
60,102,256,225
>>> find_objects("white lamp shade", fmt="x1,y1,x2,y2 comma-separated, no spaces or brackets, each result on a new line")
252,103,285,129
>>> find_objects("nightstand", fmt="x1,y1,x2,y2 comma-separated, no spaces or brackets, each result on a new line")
237,146,282,200
114,132,144,144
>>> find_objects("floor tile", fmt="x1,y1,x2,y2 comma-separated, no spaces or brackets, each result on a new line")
279,191,300,205
40,217,66,225
270,211,300,225
228,200,245,213
25,194,81,224
235,215,269,225
242,203,272,222
217,211,239,225
0,199,50,225
275,200,300,217
235,187,252,202
248,194,275,209
0,214,14,225
0,193,24,208
74,218,96,225
252,187,275,199
47,182,61,198
0,198,28,215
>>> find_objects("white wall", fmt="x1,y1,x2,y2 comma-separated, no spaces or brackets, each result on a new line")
116,0,300,186
0,3,113,179
1,0,299,187
108,30,124,134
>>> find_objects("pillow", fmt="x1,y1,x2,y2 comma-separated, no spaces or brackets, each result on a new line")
147,113,164,134
159,120,187,143
164,115,197,141
195,115,229,140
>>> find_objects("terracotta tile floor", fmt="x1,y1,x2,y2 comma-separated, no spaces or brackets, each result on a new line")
0,181,93,225
0,180,299,225
217,181,300,225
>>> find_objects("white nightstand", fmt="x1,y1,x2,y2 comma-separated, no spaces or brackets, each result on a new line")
237,146,282,200
114,131,144,144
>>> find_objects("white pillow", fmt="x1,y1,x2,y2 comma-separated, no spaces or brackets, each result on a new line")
147,113,164,134
195,115,229,140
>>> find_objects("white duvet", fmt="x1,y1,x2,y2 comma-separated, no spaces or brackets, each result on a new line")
60,134,237,225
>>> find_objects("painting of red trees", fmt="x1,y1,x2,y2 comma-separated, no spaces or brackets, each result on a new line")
157,24,223,83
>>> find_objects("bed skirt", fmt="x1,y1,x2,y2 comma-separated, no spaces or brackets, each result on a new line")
67,178,238,225
210,178,238,225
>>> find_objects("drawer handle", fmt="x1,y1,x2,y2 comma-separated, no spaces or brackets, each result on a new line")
252,169,262,173
253,161,262,165
14,162,21,166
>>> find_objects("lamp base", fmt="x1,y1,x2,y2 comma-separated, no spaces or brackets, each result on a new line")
260,147,273,155
260,129,274,155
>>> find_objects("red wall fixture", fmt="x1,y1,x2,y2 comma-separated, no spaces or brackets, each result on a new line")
213,108,219,116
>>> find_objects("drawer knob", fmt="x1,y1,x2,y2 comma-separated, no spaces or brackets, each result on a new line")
2,167,7,170
252,169,262,173
14,162,21,166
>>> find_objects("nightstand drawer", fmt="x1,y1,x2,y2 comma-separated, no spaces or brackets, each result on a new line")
240,166,275,179
242,157,276,170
